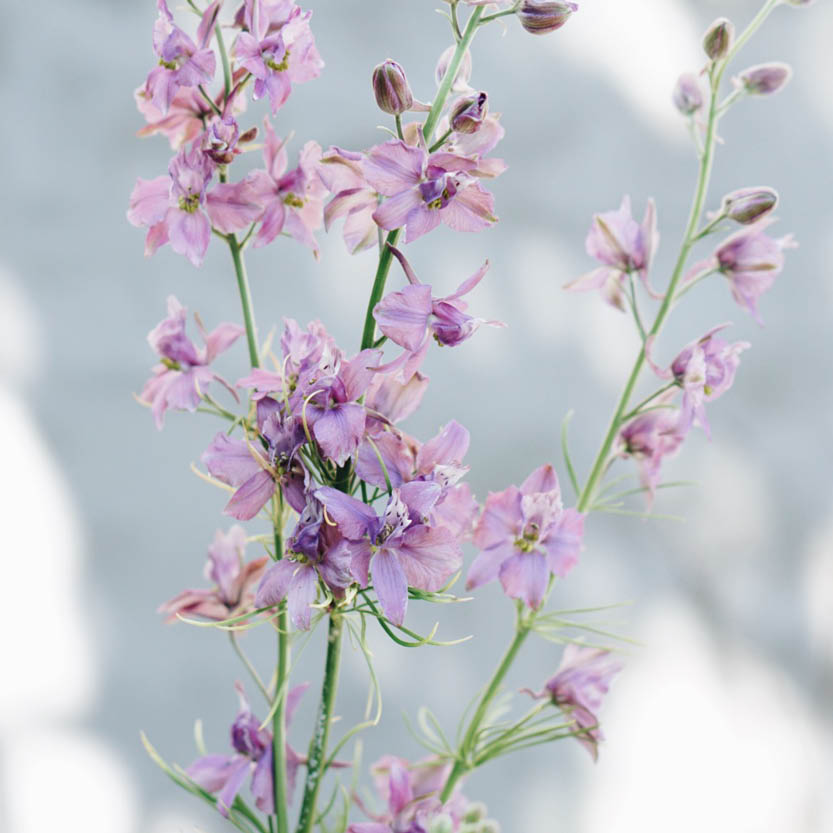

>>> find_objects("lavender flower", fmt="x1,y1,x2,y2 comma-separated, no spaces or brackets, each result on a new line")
315,485,462,625
523,645,623,760
467,464,584,609
139,296,243,428
714,218,795,322
566,196,660,309
618,404,687,503
247,119,327,253
362,140,498,243
144,0,218,114
187,682,309,816
647,326,749,436
373,246,503,380
255,497,353,629
233,2,324,114
159,526,268,623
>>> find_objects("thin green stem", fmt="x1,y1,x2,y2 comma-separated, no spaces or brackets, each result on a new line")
230,631,271,704
394,113,404,140
227,235,261,368
439,617,531,802
360,230,401,350
215,22,232,101
423,6,484,142
620,382,678,423
198,84,223,116
294,614,344,833
575,0,779,514
480,6,520,24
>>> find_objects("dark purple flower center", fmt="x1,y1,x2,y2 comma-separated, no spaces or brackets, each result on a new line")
420,174,458,210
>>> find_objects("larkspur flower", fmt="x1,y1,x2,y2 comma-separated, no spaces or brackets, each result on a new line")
316,484,461,626
522,645,623,760
617,403,688,503
127,146,263,266
319,147,380,253
135,84,218,148
255,497,354,630
247,119,327,253
187,682,309,816
144,0,218,114
202,411,308,521
565,195,660,309
467,464,584,609
713,218,795,322
233,2,323,114
139,295,243,428
373,246,503,380
646,325,750,436
363,140,498,243
159,526,267,622
348,755,469,833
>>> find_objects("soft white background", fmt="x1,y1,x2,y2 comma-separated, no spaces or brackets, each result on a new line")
1,0,831,831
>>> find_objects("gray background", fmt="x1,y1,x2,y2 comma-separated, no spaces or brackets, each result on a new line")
1,0,832,831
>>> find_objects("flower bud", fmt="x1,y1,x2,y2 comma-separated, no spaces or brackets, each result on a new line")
372,60,413,115
721,187,779,224
517,1,578,36
736,62,792,95
462,802,488,824
450,92,488,134
238,126,258,144
672,73,704,116
702,17,734,61
428,815,454,833
435,45,473,92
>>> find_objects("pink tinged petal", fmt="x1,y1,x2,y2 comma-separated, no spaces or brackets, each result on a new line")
145,221,170,256
164,366,212,412
167,207,211,266
216,757,253,817
403,204,442,243
395,525,461,591
643,335,674,381
372,188,423,231
543,509,584,578
206,182,264,234
447,260,490,301
315,487,379,540
187,754,239,793
313,404,367,466
324,188,375,229
435,482,479,539
473,486,522,550
255,559,296,607
285,682,311,726
254,198,287,247
374,285,433,351
348,539,374,587
202,433,264,486
187,47,217,83
342,204,379,253
225,470,276,521
366,372,429,424
203,322,245,363
417,419,469,472
196,0,222,48
371,548,408,626
146,64,180,113
128,176,171,227
440,182,496,233
386,758,414,816
251,747,274,814
263,70,293,114
466,541,515,590
398,480,443,519
499,551,549,609
362,140,425,196
261,117,289,180
234,32,268,77
563,266,617,293
520,463,559,497
356,432,414,489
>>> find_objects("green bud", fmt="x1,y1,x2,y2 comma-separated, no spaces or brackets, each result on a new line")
703,17,734,61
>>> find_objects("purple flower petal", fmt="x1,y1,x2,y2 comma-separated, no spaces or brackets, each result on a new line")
225,470,277,521
499,551,549,609
371,548,408,626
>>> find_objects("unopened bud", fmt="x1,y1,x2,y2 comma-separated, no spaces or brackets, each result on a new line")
450,92,488,134
238,126,258,144
703,17,734,61
517,1,578,36
372,60,413,115
462,802,488,824
736,62,792,95
428,814,454,833
435,45,473,92
721,187,779,224
672,73,704,116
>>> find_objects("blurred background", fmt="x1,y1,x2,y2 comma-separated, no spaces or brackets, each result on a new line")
1,0,832,830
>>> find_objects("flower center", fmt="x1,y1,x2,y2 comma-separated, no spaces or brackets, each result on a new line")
178,193,201,214
264,49,290,72
283,192,305,209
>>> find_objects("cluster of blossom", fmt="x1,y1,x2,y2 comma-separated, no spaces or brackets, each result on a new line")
129,0,809,830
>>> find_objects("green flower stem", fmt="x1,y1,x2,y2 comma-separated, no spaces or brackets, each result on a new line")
439,615,532,803
575,0,780,514
225,235,291,833
294,614,344,833
358,5,485,353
